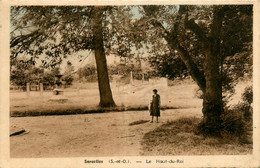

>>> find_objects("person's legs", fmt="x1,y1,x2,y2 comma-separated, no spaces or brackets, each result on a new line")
151,116,154,123
156,116,158,123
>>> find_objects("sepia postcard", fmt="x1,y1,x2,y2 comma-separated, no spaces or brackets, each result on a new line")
0,0,260,167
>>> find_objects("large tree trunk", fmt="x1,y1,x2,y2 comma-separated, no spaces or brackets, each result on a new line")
92,7,116,107
183,7,227,136
199,42,223,136
172,40,223,137
198,7,226,136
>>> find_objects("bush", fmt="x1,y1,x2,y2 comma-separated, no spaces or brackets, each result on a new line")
119,76,130,84
220,107,252,144
237,85,253,121
84,74,98,82
194,88,203,99
220,109,246,136
63,75,74,87
242,85,253,104
219,86,253,143
232,102,252,121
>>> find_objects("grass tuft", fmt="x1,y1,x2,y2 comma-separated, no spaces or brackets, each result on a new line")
10,104,177,117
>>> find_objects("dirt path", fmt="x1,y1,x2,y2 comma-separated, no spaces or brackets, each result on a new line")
10,108,202,158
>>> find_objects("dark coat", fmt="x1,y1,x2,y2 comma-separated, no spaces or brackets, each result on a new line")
150,94,160,117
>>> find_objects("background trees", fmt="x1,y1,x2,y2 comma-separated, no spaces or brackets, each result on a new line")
10,59,44,87
77,65,97,82
10,59,62,90
41,67,61,89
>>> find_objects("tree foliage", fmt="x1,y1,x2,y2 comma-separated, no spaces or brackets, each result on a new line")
10,59,43,86
148,53,188,80
41,67,60,89
77,64,97,82
10,59,61,89
139,5,252,87
10,6,134,67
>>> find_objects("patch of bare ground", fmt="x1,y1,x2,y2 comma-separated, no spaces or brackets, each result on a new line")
10,108,202,158
141,117,252,156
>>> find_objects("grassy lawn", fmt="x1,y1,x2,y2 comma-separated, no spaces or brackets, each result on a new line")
10,80,202,116
141,117,252,155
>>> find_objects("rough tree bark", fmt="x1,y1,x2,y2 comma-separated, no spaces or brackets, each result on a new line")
184,6,227,136
200,47,223,136
92,7,116,107
198,7,226,136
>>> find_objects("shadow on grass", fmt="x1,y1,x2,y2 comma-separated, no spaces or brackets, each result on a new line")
10,105,177,117
129,120,150,126
141,117,252,155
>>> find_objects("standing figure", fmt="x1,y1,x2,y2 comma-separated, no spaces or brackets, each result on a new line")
150,89,161,123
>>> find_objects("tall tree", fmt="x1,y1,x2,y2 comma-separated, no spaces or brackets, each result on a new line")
92,7,115,107
137,5,252,136
10,6,132,107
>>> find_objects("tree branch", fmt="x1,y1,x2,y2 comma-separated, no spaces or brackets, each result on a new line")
143,6,206,92
175,44,206,92
143,6,170,39
184,17,209,44
10,31,41,48
150,18,171,39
